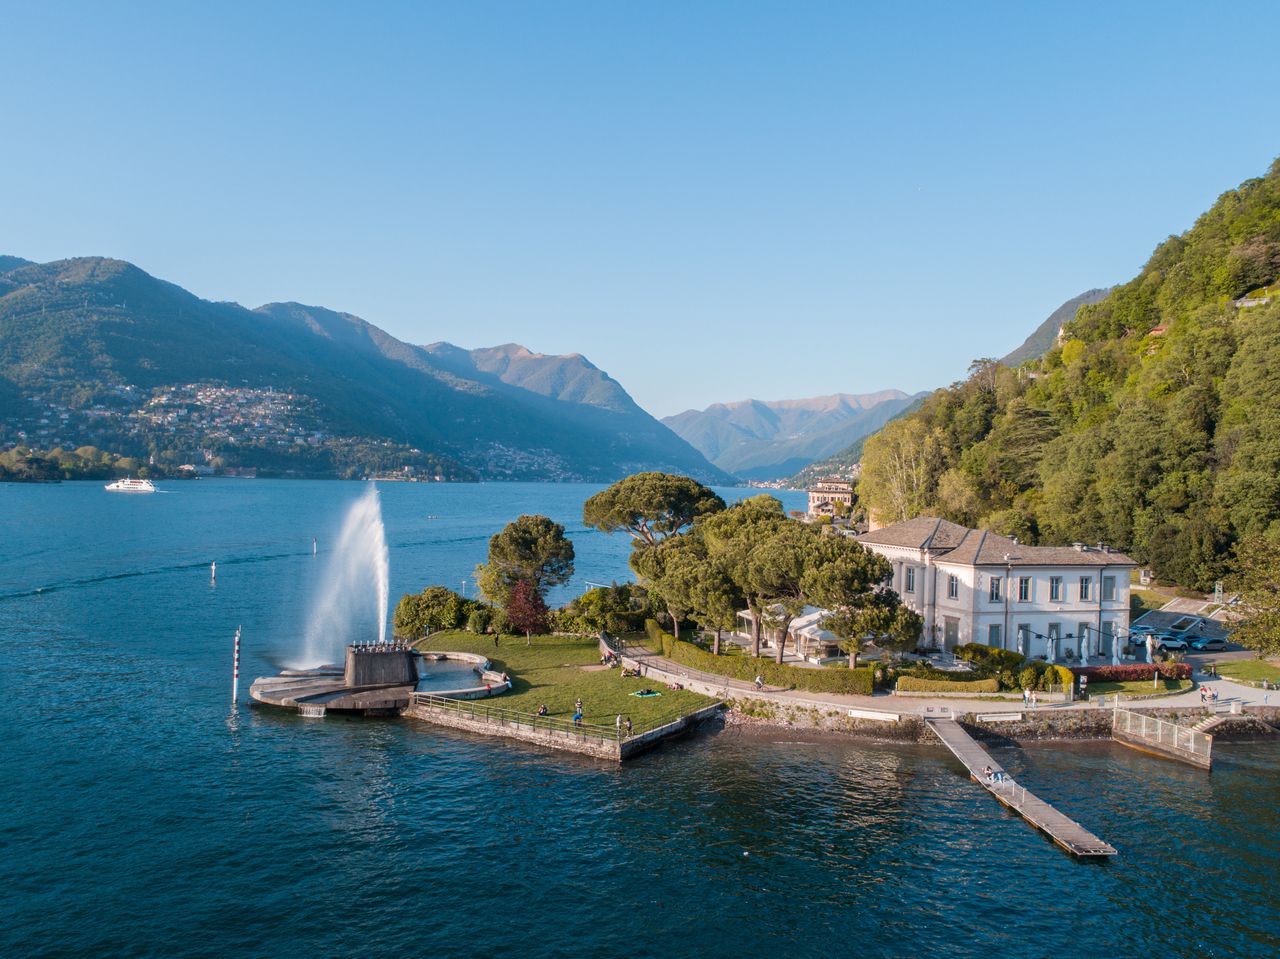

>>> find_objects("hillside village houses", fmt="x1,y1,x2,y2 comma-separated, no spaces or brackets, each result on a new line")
732,515,1136,665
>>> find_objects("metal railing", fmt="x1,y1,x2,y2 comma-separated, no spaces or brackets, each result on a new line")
411,692,621,740
409,693,715,742
1113,708,1212,757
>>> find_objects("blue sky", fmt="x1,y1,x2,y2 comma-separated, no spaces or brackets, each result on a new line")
2,1,1277,417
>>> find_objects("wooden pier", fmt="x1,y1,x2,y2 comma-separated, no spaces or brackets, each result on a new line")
927,718,1117,859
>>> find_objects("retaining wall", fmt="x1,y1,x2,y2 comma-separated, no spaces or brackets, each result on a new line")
405,701,622,760
404,700,725,762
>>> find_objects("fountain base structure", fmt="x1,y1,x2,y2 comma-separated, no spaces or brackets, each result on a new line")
250,645,511,716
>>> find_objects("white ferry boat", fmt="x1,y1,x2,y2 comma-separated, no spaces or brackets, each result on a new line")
104,477,157,493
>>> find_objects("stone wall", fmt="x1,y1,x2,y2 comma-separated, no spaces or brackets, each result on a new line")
405,701,622,760
345,648,417,686
725,699,1280,746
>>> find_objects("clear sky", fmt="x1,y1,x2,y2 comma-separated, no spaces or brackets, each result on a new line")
2,2,1277,417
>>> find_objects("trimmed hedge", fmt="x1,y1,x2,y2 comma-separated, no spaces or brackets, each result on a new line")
643,620,874,696
1076,663,1192,681
955,642,1025,671
895,675,1001,694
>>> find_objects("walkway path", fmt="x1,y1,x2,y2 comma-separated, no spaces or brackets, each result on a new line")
625,642,1278,718
928,718,1117,857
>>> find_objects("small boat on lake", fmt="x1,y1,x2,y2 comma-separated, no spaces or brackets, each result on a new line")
104,477,156,493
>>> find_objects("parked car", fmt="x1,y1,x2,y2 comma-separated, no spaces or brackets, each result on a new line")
1155,634,1189,652
1189,636,1228,652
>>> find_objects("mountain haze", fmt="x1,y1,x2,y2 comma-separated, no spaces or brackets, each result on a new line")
663,390,924,480
0,257,729,482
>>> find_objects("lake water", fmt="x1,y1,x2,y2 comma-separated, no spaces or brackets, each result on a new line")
2,479,1278,959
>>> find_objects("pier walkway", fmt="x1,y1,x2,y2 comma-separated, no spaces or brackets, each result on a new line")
926,718,1117,858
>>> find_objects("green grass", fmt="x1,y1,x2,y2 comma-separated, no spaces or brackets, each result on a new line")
1130,587,1166,618
1088,678,1191,696
417,630,714,730
1215,659,1280,685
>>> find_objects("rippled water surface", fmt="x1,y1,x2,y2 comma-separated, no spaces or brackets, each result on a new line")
3,480,1277,959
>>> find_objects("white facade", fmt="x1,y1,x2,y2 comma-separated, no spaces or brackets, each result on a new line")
857,518,1136,662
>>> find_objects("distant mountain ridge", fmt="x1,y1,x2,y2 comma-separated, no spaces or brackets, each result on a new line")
662,390,925,480
0,256,729,482
1000,288,1112,366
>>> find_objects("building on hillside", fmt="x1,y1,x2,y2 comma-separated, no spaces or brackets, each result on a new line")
856,517,1136,661
808,479,854,517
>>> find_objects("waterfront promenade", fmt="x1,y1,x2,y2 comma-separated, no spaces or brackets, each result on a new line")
623,641,1279,718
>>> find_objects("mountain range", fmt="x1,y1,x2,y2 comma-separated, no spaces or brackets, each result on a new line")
661,391,924,481
0,256,729,482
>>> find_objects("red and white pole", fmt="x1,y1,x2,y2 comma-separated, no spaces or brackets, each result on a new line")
232,625,241,704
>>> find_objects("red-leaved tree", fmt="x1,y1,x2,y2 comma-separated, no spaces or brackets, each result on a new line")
505,578,549,644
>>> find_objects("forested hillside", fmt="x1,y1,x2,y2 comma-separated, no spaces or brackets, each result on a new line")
858,158,1280,589
0,257,728,482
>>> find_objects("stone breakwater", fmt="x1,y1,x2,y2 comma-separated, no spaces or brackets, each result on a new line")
725,699,1280,745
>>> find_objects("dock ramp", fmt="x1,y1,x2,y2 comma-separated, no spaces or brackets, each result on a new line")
927,718,1116,859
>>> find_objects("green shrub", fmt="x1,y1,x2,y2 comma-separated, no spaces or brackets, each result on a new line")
895,676,1001,694
643,620,874,695
466,607,493,634
955,643,1025,671
1017,665,1040,690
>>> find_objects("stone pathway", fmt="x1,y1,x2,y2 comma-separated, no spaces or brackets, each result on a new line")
625,643,1278,717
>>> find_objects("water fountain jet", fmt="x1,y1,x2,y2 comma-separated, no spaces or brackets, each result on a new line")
295,485,389,667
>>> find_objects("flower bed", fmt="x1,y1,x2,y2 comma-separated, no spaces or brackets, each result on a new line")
1075,663,1191,682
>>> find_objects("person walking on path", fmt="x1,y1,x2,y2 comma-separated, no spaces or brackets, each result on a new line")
1022,687,1030,707
616,714,623,733
1030,690,1038,709
754,675,764,691
624,717,633,735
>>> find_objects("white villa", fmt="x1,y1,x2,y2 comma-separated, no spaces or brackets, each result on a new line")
807,479,854,516
855,517,1137,662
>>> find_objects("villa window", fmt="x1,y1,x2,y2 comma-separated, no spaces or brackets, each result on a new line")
1049,576,1062,602
987,624,1002,648
1079,576,1092,601
1102,575,1116,602
947,574,958,600
1018,576,1031,602
989,576,1002,603
905,566,915,593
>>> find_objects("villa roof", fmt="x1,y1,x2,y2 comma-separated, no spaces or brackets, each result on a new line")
857,516,970,551
857,517,1136,567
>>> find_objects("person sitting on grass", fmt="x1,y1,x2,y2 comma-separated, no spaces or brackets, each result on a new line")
536,704,548,716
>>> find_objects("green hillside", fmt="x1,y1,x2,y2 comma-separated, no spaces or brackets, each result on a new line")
858,157,1280,589
0,257,730,482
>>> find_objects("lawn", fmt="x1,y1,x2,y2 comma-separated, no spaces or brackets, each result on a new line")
1088,678,1192,697
1215,659,1280,686
1130,587,1167,619
417,630,715,731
